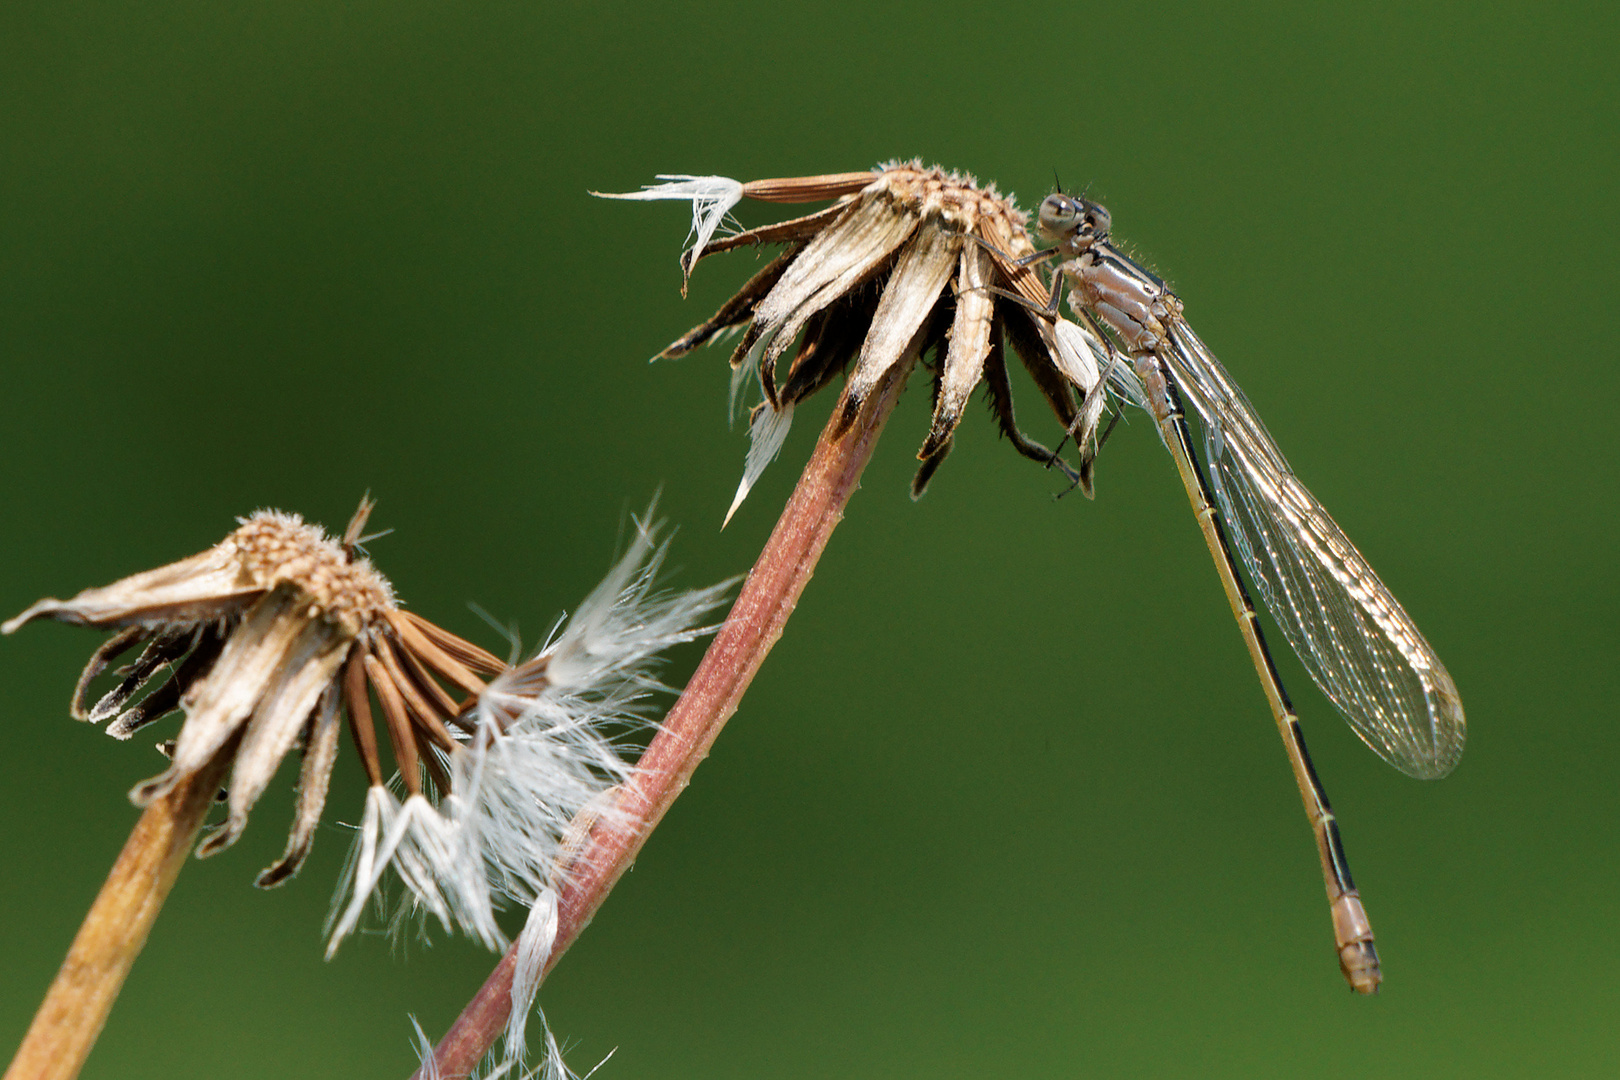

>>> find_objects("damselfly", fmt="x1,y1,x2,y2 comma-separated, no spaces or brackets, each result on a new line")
1002,192,1465,994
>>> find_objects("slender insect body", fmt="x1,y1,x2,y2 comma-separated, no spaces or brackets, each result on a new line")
1024,188,1463,994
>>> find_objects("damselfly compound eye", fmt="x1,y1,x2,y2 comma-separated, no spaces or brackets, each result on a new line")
1038,193,1084,237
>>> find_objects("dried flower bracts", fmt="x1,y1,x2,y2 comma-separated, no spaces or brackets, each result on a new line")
4,499,727,957
598,162,1126,513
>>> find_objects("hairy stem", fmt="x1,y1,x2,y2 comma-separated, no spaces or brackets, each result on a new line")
5,741,237,1080
417,363,913,1078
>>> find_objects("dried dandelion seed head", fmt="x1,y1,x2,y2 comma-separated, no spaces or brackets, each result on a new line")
597,162,1127,514
4,498,727,957
4,502,408,868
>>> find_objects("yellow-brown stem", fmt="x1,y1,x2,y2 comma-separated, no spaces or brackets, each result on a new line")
5,740,237,1080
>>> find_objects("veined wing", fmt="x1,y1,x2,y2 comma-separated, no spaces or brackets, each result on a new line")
1160,321,1465,778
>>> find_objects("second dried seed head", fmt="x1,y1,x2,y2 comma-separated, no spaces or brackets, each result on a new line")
5,498,727,953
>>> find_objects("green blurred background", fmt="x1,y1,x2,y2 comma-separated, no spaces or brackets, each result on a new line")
2,2,1615,1077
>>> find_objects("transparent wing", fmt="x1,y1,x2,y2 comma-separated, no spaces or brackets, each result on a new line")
1161,321,1465,778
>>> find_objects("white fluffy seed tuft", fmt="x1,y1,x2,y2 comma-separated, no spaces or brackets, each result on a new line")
326,507,730,1017
591,174,745,279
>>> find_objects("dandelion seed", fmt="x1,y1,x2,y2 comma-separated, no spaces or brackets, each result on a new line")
590,174,745,287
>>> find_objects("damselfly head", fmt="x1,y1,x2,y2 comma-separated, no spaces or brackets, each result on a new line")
1038,193,1110,249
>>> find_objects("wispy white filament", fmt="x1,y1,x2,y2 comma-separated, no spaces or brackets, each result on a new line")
409,1016,514,1080
1107,357,1149,412
408,895,613,1080
503,887,560,1069
326,784,396,954
727,325,778,426
329,508,730,1063
591,174,744,276
724,400,794,527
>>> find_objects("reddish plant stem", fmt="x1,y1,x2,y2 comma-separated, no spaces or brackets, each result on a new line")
5,741,238,1080
418,366,913,1078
